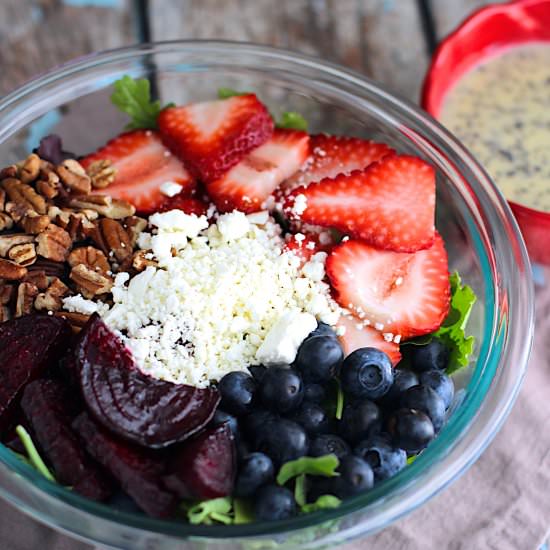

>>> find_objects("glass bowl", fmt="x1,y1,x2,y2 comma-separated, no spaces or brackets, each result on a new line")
0,41,534,549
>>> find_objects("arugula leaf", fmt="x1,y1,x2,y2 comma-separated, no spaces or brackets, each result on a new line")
406,454,417,465
217,87,249,99
15,425,55,482
294,474,307,507
187,497,233,525
276,111,308,131
277,455,339,485
335,379,344,420
111,75,163,130
301,495,342,514
434,272,477,374
233,498,254,524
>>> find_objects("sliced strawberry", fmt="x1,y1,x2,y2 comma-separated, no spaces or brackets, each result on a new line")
158,193,209,216
284,155,436,253
336,314,401,366
282,234,319,266
326,234,450,340
81,130,195,214
288,222,339,252
206,129,309,213
158,94,273,183
280,134,394,195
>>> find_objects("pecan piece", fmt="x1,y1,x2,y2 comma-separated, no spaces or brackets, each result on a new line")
70,264,113,299
57,159,92,195
23,269,49,291
0,306,11,323
34,277,69,312
8,243,37,267
124,216,148,247
19,154,41,184
0,235,34,257
87,159,116,189
99,219,132,263
36,224,72,262
132,250,157,272
0,283,15,306
0,259,27,281
0,188,5,211
69,195,135,220
20,214,51,235
2,178,47,216
15,282,38,317
0,165,18,180
68,246,110,275
54,311,90,333
36,171,60,199
0,213,13,231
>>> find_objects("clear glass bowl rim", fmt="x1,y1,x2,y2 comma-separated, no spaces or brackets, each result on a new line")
0,40,534,544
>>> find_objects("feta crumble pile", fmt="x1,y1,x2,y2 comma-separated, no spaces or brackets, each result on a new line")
80,210,342,387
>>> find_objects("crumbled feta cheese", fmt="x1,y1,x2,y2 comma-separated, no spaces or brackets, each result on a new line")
292,194,308,216
63,294,107,316
246,211,270,225
149,210,208,237
216,211,250,241
159,181,183,198
255,311,317,365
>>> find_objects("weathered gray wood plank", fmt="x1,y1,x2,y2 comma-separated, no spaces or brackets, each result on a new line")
148,0,429,102
0,0,135,96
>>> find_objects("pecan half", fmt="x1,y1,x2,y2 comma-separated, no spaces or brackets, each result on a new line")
8,243,37,267
36,171,60,199
69,195,135,219
0,259,27,281
132,250,158,272
21,214,50,235
19,154,40,184
36,224,72,262
87,159,116,189
0,235,34,257
100,219,132,263
2,178,47,217
28,258,67,279
68,246,110,274
56,159,92,195
15,282,38,317
124,216,148,247
54,311,90,333
70,264,113,298
34,277,69,312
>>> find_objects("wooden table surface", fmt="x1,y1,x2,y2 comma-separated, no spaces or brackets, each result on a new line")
0,1,510,549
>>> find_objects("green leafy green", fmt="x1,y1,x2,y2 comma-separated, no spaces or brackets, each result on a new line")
301,495,342,514
277,455,339,485
294,474,307,507
406,454,417,465
187,497,233,525
434,272,477,374
15,425,55,482
335,379,344,420
233,498,255,524
111,75,165,130
275,111,308,131
217,87,249,99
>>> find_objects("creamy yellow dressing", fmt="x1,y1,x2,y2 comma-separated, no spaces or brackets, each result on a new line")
440,43,550,211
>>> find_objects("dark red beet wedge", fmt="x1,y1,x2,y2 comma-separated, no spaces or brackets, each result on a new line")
72,412,176,518
76,314,220,448
163,423,236,500
21,380,113,501
0,314,71,430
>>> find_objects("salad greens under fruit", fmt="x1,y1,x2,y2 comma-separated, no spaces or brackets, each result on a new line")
0,75,478,526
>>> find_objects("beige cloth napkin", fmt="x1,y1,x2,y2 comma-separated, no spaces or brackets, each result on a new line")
2,278,550,550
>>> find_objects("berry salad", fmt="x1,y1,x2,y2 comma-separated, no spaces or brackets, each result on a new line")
0,77,476,524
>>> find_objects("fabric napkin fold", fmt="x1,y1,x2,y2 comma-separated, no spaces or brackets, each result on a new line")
2,277,550,550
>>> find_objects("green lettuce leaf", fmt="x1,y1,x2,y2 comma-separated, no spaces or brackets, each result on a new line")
187,497,233,525
233,498,254,524
335,379,344,420
277,455,339,485
217,87,249,99
275,111,308,131
301,495,342,513
15,425,55,482
294,474,307,507
434,272,477,374
111,75,164,130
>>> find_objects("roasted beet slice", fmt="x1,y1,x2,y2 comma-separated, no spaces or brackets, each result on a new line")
76,314,220,448
163,424,236,500
20,379,113,501
0,314,71,430
72,412,177,518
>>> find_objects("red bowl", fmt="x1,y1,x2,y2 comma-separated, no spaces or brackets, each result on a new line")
421,0,550,264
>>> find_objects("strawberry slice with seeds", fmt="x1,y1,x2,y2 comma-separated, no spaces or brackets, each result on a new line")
326,234,450,340
157,193,210,216
158,94,273,183
206,129,309,213
283,233,320,266
336,315,402,366
284,155,436,252
280,134,394,195
81,130,195,214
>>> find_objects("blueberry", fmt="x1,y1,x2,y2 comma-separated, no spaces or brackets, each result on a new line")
400,385,446,432
355,434,407,481
218,371,257,416
309,434,350,461
289,401,330,435
387,408,435,452
258,418,309,465
303,383,327,403
255,485,297,521
341,348,393,400
309,322,338,340
340,400,381,444
259,367,304,413
211,409,239,440
241,409,276,442
294,336,344,383
410,338,450,372
237,439,251,461
332,455,374,498
234,452,274,497
419,369,454,410
248,365,267,382
379,369,419,409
